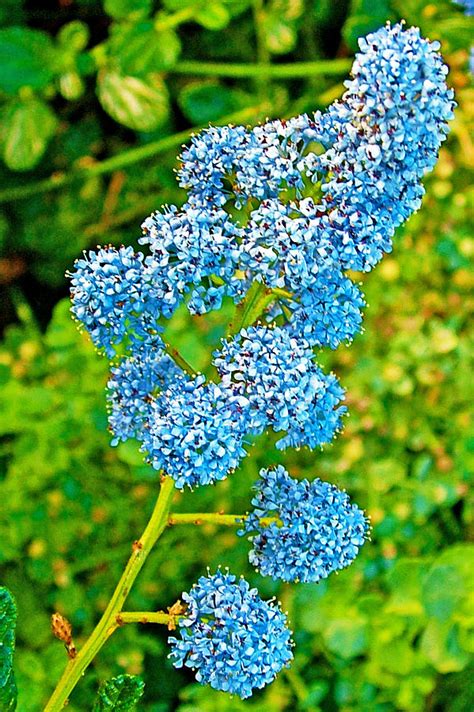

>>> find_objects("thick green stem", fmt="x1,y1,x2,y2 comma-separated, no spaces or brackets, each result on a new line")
0,105,269,205
44,476,175,711
170,59,351,78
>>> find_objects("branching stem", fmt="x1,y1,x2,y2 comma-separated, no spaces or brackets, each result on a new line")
44,476,175,711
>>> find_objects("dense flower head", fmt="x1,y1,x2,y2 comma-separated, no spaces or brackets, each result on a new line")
140,203,245,316
168,570,293,698
140,375,250,489
214,325,346,449
69,246,155,357
318,23,455,271
107,338,181,445
285,268,366,349
239,466,369,583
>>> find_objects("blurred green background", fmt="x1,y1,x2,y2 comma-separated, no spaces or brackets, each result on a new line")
0,1,473,710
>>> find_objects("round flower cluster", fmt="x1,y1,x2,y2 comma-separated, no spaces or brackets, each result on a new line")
214,325,346,449
239,466,369,583
168,570,293,698
69,246,153,358
140,375,250,490
106,337,180,445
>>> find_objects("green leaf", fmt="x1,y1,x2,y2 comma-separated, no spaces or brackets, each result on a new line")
178,82,249,124
104,0,152,20
195,2,230,30
97,71,169,131
57,20,90,52
422,564,464,620
264,16,297,54
323,616,369,659
343,0,395,52
59,71,85,101
93,674,145,711
385,559,424,616
0,27,57,95
108,21,181,74
0,587,17,711
421,620,470,673
0,98,58,171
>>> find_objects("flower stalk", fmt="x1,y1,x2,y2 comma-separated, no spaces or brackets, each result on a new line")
44,476,175,711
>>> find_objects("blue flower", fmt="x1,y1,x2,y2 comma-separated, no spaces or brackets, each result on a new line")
140,375,250,489
239,466,369,583
107,338,182,445
68,246,156,357
140,202,244,315
70,25,454,353
286,269,366,349
454,0,474,16
317,23,455,271
168,570,293,699
213,325,346,449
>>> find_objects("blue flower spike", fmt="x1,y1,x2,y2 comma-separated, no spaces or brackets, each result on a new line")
239,466,370,583
168,570,293,699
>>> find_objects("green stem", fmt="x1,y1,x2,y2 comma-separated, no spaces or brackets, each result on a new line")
119,611,179,626
163,341,198,377
170,58,351,79
0,105,269,205
44,476,175,711
168,512,281,527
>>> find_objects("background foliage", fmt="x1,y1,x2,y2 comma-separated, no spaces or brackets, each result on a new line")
0,0,473,710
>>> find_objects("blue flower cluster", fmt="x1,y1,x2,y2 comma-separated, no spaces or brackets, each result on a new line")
168,570,293,698
70,24,454,358
69,246,153,358
214,325,346,449
106,337,180,445
69,23,454,492
140,375,250,490
455,0,473,15
239,466,369,583
68,23,454,700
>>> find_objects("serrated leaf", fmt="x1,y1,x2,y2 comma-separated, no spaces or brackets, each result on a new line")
0,98,58,171
97,71,169,131
93,674,145,711
0,27,57,95
0,587,17,711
